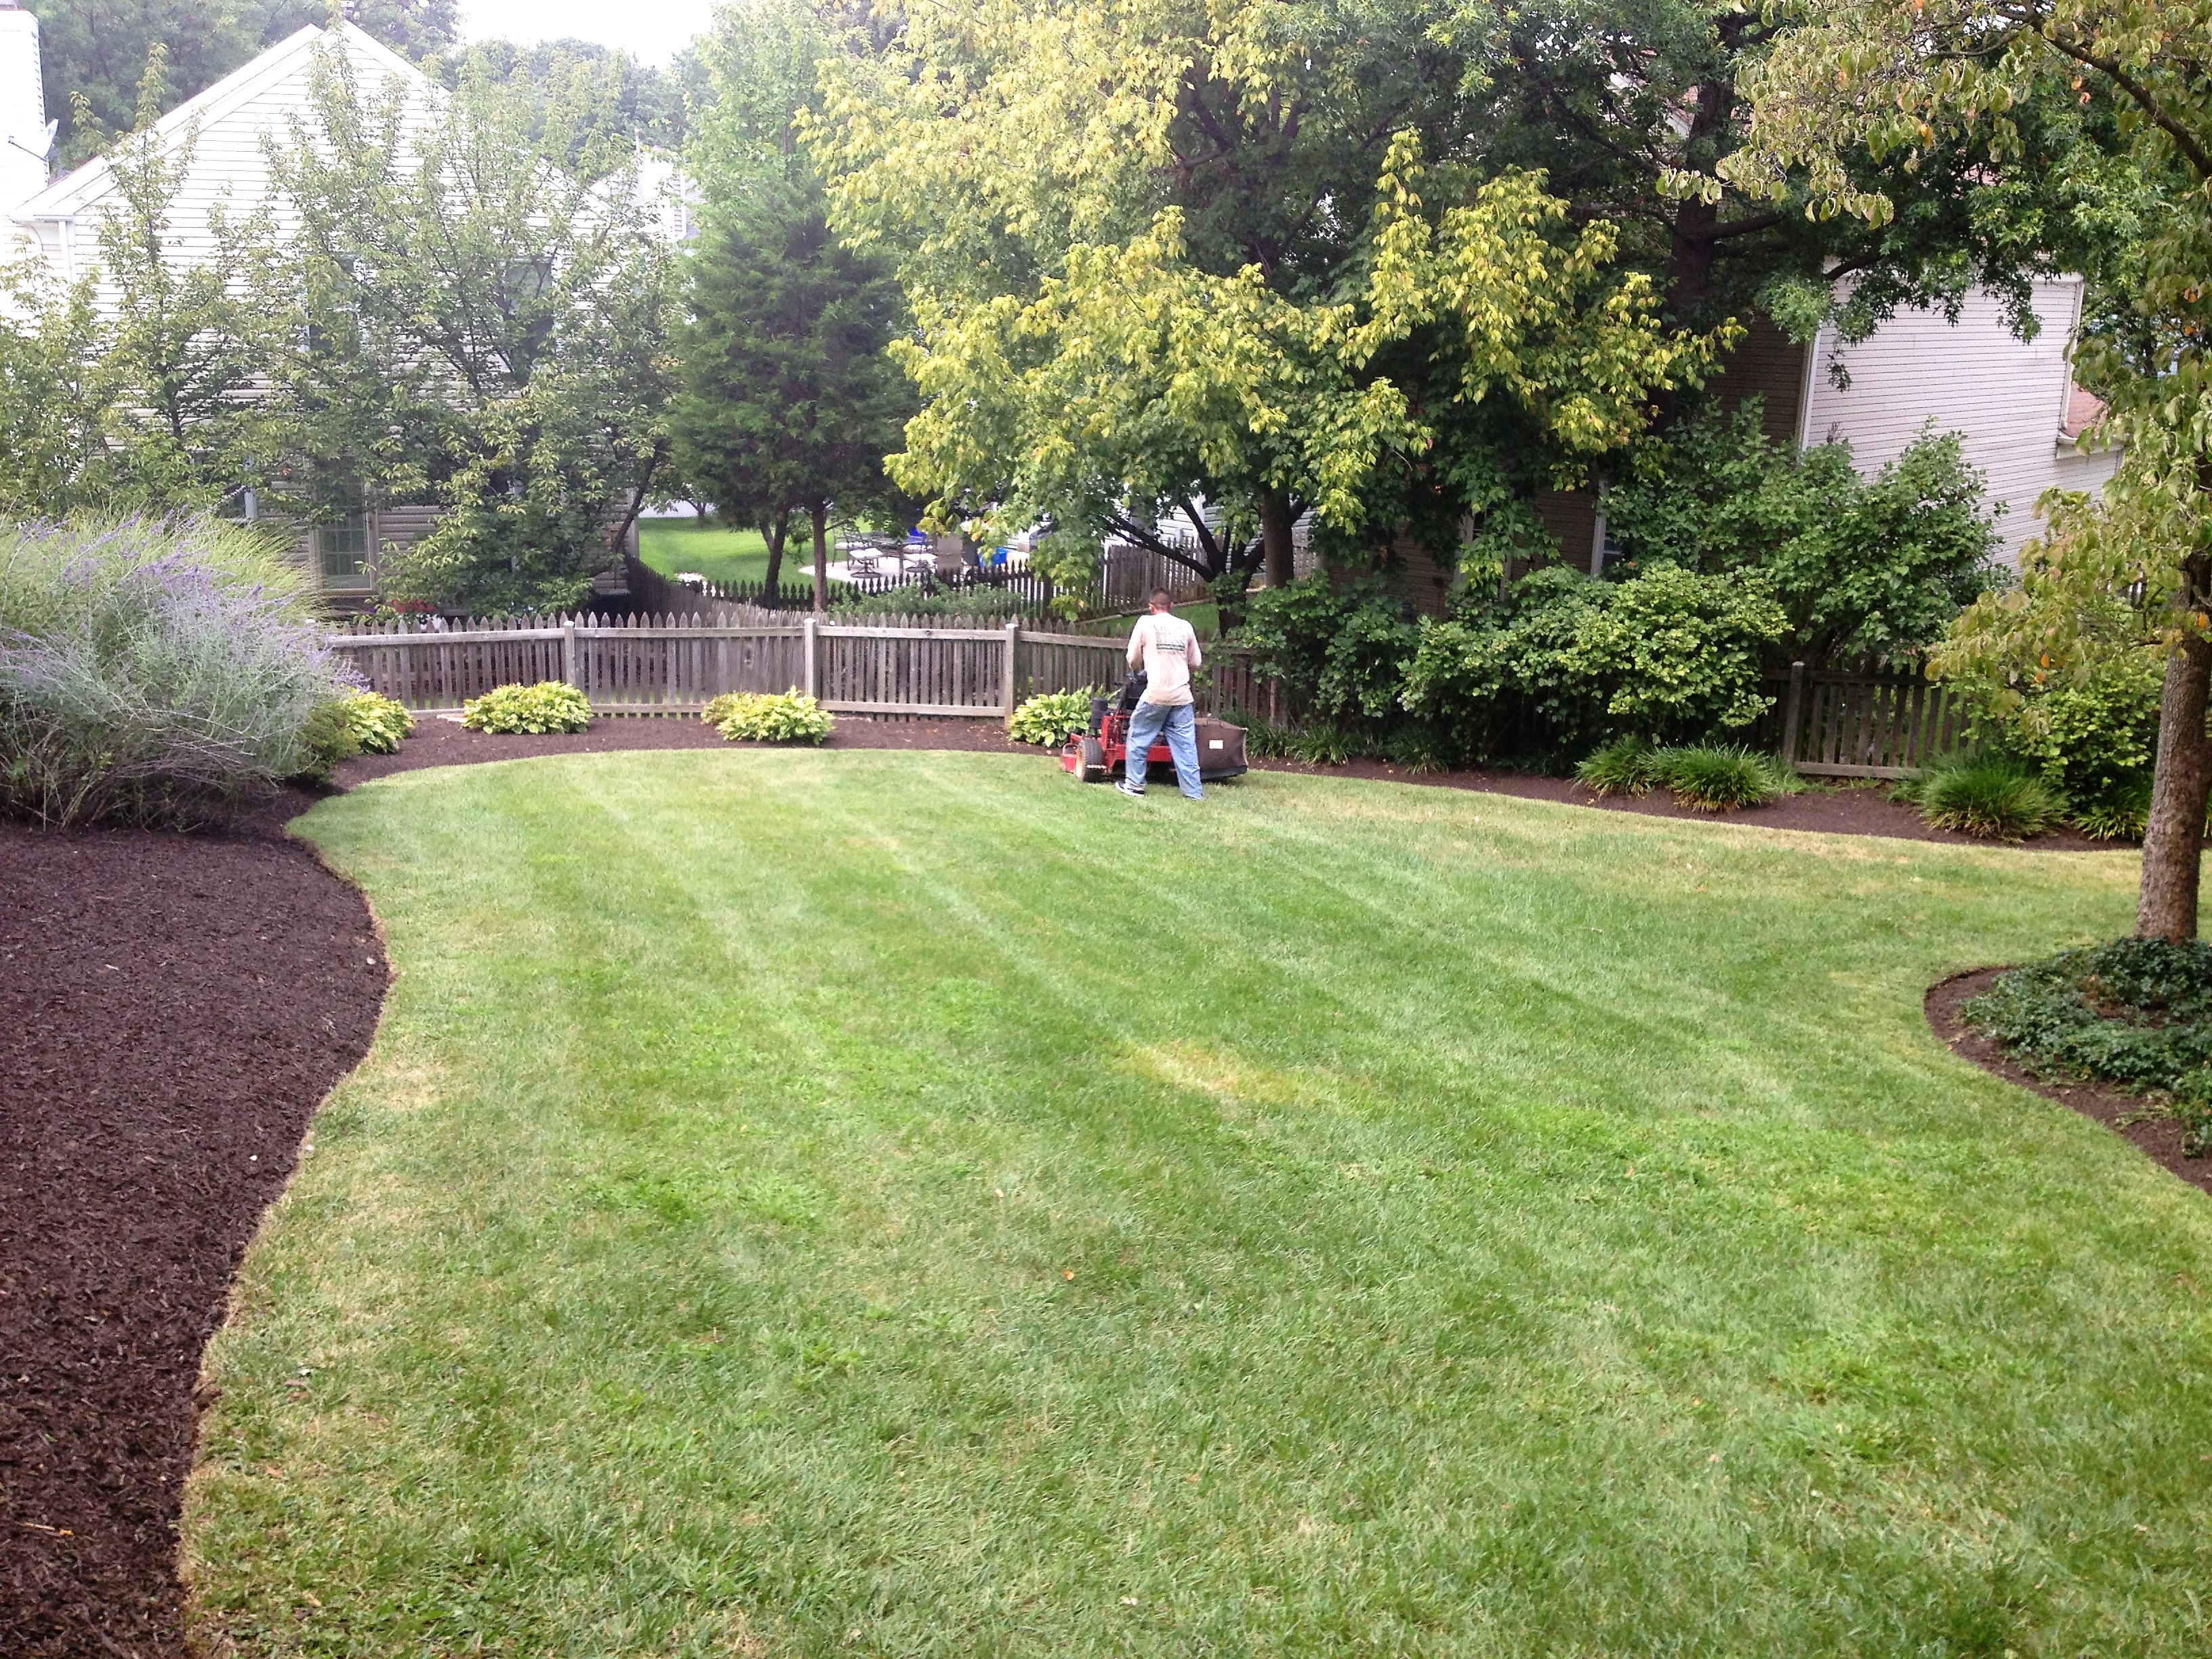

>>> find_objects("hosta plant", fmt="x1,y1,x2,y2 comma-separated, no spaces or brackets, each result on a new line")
343,691,414,754
1009,690,1095,747
710,689,834,745
462,681,593,734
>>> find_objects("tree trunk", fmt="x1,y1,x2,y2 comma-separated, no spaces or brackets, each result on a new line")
761,510,788,597
1259,491,1296,588
811,502,830,613
2138,628,2212,940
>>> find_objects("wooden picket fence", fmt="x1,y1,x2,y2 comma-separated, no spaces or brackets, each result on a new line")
1750,662,1967,779
326,611,1282,724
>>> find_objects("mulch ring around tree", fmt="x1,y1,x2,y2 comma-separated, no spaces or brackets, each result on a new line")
1927,968,2212,1199
0,825,386,1658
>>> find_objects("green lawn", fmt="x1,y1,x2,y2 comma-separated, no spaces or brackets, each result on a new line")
189,752,2212,1656
638,519,779,587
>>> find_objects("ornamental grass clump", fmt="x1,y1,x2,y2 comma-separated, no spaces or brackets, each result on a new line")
1576,735,1661,796
462,681,593,734
1651,745,1797,811
1967,940,2212,1151
706,689,832,745
343,691,414,754
1009,689,1094,747
1900,752,2064,840
0,518,354,827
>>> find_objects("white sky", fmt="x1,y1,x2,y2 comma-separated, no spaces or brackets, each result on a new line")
457,0,720,64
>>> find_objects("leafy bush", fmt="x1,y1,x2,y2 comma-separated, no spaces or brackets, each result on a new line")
1902,752,2065,840
1576,735,1660,796
1933,593,2162,820
1967,940,2212,1114
343,691,414,754
462,680,593,734
1403,564,1787,763
836,585,1026,621
1009,689,1094,747
0,518,355,827
1651,745,1796,811
1240,577,1420,729
1601,401,2001,661
710,689,833,745
291,700,363,785
2176,1070,2212,1158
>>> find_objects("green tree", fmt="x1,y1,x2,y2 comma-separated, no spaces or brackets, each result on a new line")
0,48,284,516
811,0,1721,604
674,0,912,611
1726,0,2212,939
25,1,457,167
264,39,680,612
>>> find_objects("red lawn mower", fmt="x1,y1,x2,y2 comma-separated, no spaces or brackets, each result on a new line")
1061,676,1250,785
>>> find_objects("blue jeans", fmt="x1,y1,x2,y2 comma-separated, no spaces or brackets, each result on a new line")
1126,700,1204,799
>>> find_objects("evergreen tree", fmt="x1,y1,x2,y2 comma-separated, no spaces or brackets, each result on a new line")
672,0,911,611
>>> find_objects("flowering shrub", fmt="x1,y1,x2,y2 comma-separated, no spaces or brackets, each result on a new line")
0,518,354,826
462,681,593,733
343,691,414,754
707,689,833,745
1009,689,1094,747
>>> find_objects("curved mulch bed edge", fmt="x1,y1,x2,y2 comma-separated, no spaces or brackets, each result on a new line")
1926,968,2212,1198
0,829,386,1657
334,714,2114,849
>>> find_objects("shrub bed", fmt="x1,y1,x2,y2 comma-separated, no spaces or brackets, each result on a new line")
462,682,594,734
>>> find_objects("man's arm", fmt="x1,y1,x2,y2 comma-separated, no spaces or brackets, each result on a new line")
1186,623,1202,672
1127,619,1147,671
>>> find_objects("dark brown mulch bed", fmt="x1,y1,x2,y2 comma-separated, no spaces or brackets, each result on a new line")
0,827,385,1657
1926,968,2212,1198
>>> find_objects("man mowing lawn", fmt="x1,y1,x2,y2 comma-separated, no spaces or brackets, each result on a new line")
1120,589,1205,800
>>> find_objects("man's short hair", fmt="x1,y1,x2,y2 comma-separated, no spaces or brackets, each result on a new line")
1149,588,1173,607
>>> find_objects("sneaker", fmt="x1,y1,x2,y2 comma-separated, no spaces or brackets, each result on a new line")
1115,780,1145,798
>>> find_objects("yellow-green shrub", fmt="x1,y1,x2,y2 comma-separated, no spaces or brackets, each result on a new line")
462,681,593,734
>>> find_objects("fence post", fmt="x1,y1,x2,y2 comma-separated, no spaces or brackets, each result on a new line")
802,614,819,699
560,619,578,689
1782,660,1805,764
1002,619,1021,726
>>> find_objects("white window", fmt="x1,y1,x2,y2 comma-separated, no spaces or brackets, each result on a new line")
317,495,374,584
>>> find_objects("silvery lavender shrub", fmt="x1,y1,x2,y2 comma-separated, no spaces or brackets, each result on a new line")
0,519,357,827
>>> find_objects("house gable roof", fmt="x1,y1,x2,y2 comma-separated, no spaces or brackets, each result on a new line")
10,22,434,223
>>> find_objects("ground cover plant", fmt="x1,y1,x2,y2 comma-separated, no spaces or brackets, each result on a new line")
703,689,833,744
0,518,354,827
186,752,2212,1656
462,681,594,735
1965,941,2212,1124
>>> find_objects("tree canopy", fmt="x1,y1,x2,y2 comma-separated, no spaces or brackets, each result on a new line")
674,0,913,609
811,0,1725,596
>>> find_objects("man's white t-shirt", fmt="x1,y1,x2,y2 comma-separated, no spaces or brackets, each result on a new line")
1127,613,1203,706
